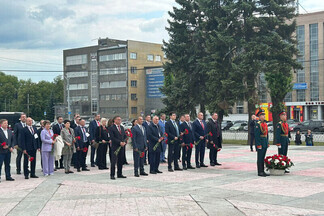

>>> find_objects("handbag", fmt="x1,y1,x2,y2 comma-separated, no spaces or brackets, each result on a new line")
91,126,101,149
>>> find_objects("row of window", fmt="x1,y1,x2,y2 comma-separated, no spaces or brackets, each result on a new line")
100,81,126,89
70,96,88,102
99,53,126,62
69,83,88,90
100,94,127,101
66,54,87,66
129,52,162,62
99,67,127,75
67,71,88,78
101,107,127,114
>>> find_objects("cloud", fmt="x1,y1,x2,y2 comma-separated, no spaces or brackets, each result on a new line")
28,3,76,22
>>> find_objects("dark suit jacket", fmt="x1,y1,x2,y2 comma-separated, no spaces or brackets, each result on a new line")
165,120,180,143
53,123,64,136
70,120,78,129
37,127,44,149
147,123,162,152
207,119,222,148
180,121,195,144
109,124,126,150
21,126,39,151
142,121,151,132
192,119,207,142
74,126,90,149
131,124,147,151
13,122,25,147
0,128,14,154
249,120,256,135
95,126,110,143
89,120,99,141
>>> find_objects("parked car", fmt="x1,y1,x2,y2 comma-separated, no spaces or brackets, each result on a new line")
221,120,233,130
288,123,299,132
293,120,324,132
287,119,300,125
229,122,248,131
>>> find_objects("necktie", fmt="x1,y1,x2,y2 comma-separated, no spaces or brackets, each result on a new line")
187,122,191,130
117,125,121,134
82,127,87,142
59,124,62,130
30,126,34,134
173,121,179,136
97,121,100,126
156,124,161,137
200,120,205,130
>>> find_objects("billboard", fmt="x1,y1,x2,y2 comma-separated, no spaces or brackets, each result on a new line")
146,68,164,98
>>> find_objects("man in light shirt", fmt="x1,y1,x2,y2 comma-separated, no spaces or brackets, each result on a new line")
0,119,15,182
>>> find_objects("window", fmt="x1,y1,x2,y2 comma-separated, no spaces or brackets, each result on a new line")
236,101,244,114
297,90,305,102
147,54,153,61
131,80,137,87
70,96,88,102
66,54,87,66
99,67,126,75
99,53,126,62
69,83,88,90
155,55,161,62
100,81,126,89
130,52,137,59
91,100,98,113
100,107,127,114
310,23,319,101
131,107,137,114
100,94,127,101
130,67,137,74
66,71,88,78
131,94,137,100
163,52,167,59
284,92,292,102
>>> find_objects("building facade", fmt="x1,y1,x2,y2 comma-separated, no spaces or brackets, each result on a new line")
63,38,166,120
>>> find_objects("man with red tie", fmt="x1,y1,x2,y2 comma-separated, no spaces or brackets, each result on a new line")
89,113,101,167
192,112,208,168
74,119,90,172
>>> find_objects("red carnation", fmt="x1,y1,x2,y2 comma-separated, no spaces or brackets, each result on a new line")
29,157,34,162
76,136,81,140
83,147,88,152
209,132,213,136
186,146,189,151
165,139,168,144
190,143,193,148
140,152,145,158
1,142,6,147
184,129,189,135
217,148,221,152
213,144,216,148
164,133,168,137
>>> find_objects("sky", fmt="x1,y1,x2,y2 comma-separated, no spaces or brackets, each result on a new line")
0,0,323,82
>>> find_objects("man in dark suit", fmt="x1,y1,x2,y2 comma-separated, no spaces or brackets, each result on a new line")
74,119,90,172
53,116,64,170
179,114,195,170
89,113,101,167
165,112,183,172
249,115,257,152
192,112,208,168
142,115,151,165
14,113,27,174
21,117,40,179
131,116,148,177
0,119,15,182
207,113,222,166
147,116,164,174
70,114,80,167
110,116,127,180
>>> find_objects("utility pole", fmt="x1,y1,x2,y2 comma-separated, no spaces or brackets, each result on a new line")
66,76,71,120
27,94,30,116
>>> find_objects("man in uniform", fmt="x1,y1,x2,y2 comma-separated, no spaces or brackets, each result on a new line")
254,109,269,177
275,111,290,173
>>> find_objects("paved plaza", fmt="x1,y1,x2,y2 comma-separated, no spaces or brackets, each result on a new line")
1,145,324,216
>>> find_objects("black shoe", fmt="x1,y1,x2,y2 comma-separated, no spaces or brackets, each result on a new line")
250,149,253,152
60,166,64,169
77,169,81,172
111,176,116,180
6,177,15,181
103,167,109,170
117,175,127,178
285,170,290,174
156,170,163,173
54,169,57,171
150,171,157,174
124,162,129,165
187,166,195,169
91,164,95,167
30,175,39,178
25,176,29,179
68,171,74,174
82,168,90,171
196,164,200,168
56,167,60,170
140,172,148,176
134,174,140,177
144,162,148,165
168,168,174,172
200,164,208,167
162,160,167,163
215,163,222,166
210,163,215,166
16,171,21,175
65,172,69,174
183,167,187,170
99,168,105,170
258,172,267,177
174,167,183,171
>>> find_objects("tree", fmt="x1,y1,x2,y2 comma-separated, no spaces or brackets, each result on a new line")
0,72,20,112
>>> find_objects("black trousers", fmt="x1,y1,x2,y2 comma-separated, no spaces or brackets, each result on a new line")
149,151,160,172
90,145,97,165
209,147,218,164
110,147,124,177
250,134,255,150
182,145,192,168
133,150,144,174
0,151,12,179
55,156,64,168
16,149,23,172
97,144,108,169
257,147,267,174
195,140,206,166
167,143,180,169
23,149,36,177
75,150,87,170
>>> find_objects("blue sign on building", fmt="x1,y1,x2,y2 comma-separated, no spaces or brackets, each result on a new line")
293,83,308,90
146,68,165,98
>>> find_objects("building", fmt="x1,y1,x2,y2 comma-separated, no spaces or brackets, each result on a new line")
231,11,324,122
63,38,166,120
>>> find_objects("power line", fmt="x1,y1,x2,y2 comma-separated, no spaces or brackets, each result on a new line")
0,56,62,66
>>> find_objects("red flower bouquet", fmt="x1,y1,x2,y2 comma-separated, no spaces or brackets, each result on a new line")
264,154,294,170
1,142,6,147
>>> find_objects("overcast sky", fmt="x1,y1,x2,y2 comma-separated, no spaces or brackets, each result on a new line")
0,0,323,82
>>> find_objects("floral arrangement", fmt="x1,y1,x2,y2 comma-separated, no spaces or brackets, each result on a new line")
264,154,294,170
114,128,132,155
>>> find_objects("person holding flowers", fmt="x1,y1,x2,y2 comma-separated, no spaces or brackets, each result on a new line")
110,116,127,180
74,119,90,172
179,114,195,170
275,111,290,173
207,113,222,167
0,119,15,182
95,118,110,170
41,120,56,176
131,116,148,177
192,112,208,168
21,117,40,179
255,109,269,177
60,120,75,174
147,116,164,174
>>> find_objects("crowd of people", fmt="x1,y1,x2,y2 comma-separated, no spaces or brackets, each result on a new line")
0,111,223,182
